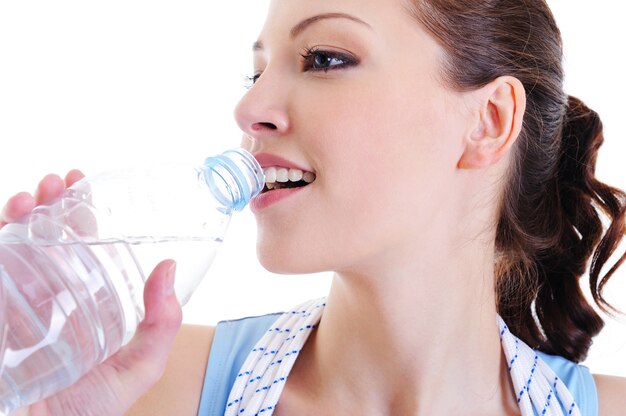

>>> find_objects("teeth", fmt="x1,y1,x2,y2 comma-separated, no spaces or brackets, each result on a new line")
264,167,277,183
262,166,316,187
276,168,289,183
303,171,315,183
288,168,303,182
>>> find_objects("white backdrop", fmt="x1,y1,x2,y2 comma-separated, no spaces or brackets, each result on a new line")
1,1,624,376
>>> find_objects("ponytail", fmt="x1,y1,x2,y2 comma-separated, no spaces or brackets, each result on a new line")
559,97,626,313
496,96,626,362
408,0,626,362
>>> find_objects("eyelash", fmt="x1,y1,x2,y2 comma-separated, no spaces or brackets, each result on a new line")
244,47,358,89
299,47,358,72
243,74,261,90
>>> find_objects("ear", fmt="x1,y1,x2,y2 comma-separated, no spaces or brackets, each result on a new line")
457,76,526,169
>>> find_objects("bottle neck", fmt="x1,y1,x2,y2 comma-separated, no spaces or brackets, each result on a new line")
201,148,264,211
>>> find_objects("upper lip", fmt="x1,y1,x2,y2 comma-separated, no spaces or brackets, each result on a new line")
253,152,314,173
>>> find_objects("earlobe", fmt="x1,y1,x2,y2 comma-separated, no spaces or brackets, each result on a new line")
458,76,526,169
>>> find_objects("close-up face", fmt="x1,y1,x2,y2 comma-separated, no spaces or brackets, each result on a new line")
235,0,480,275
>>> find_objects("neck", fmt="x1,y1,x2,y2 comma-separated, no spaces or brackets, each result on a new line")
284,240,520,415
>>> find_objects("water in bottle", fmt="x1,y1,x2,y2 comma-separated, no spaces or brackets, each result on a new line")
0,148,264,414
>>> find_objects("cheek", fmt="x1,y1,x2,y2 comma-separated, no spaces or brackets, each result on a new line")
320,82,455,199
255,78,466,273
318,88,465,243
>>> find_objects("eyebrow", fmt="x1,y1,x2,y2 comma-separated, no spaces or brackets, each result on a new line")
252,12,372,51
290,12,371,38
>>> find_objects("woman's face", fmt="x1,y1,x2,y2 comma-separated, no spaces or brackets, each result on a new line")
235,0,475,275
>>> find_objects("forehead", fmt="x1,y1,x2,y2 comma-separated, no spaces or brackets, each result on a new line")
261,0,416,41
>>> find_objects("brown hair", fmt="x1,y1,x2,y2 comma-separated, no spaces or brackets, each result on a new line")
407,0,626,362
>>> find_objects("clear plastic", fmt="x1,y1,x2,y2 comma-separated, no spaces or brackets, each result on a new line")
0,148,264,414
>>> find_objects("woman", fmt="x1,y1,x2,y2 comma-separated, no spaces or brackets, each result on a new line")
4,0,626,414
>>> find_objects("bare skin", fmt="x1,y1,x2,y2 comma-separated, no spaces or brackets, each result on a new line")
3,0,626,414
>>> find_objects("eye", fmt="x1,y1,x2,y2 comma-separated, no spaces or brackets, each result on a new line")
300,48,358,72
243,73,261,89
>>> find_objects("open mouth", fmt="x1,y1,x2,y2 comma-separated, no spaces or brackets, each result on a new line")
262,166,316,193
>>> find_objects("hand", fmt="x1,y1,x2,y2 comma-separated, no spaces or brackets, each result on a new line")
0,171,84,227
2,172,183,416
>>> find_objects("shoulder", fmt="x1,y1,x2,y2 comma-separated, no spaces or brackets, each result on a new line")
536,351,598,415
593,374,626,416
127,324,216,416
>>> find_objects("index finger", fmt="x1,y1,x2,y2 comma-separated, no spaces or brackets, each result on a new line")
65,169,85,187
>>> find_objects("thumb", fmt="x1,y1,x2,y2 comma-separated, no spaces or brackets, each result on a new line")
141,259,183,330
107,259,183,404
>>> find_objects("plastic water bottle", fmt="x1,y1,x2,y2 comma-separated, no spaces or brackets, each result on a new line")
0,148,264,414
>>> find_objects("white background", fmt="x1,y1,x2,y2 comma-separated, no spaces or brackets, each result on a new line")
0,1,624,375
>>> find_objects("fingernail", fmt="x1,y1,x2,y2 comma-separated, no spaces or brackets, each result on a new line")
164,261,176,296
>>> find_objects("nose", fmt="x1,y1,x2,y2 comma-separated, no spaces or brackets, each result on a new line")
234,74,290,146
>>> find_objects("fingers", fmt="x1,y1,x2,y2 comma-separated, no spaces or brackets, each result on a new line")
0,192,35,226
65,169,85,187
34,173,65,205
1,170,84,228
106,260,182,399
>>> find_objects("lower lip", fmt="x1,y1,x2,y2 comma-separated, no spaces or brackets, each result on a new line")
250,186,308,212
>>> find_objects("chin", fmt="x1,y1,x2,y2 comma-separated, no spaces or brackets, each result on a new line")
257,249,313,275
256,242,330,275
254,218,342,274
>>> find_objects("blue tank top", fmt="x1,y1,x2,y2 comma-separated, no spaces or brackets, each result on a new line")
197,313,598,416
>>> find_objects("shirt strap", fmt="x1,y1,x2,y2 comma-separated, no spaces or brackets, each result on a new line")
536,351,598,416
197,313,282,415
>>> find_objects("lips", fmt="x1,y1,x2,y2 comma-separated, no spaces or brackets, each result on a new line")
250,152,316,211
253,153,316,192
253,153,314,174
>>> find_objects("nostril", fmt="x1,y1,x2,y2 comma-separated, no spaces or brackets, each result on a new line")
252,122,278,131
